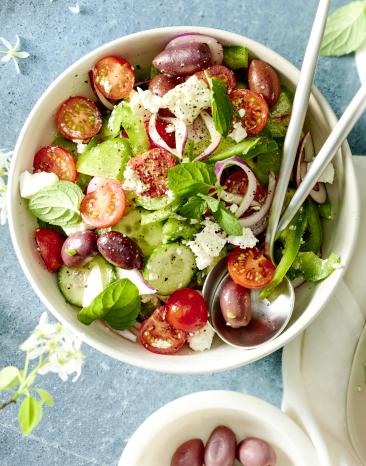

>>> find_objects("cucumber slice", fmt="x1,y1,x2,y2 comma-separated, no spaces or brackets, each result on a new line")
135,194,174,211
140,199,181,225
143,243,195,295
112,208,163,256
58,256,116,307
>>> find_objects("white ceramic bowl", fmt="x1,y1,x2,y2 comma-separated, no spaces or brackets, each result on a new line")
8,27,359,373
119,390,320,466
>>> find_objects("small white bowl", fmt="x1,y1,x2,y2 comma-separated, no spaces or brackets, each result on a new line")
7,27,359,373
119,390,319,466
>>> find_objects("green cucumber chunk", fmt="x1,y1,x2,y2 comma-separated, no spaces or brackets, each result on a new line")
58,256,116,307
76,138,131,180
162,218,200,243
112,208,163,256
135,194,175,211
223,45,249,69
143,243,196,295
140,199,181,225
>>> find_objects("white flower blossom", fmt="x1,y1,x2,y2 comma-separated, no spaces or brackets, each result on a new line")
0,148,12,177
0,178,7,225
20,312,83,382
0,35,29,74
68,3,80,14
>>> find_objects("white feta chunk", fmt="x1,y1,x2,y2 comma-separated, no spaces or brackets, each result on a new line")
136,87,163,114
20,170,58,199
162,75,211,125
129,90,152,122
122,165,149,194
77,143,87,154
62,221,93,236
188,323,215,352
227,228,258,249
228,121,247,143
82,265,104,308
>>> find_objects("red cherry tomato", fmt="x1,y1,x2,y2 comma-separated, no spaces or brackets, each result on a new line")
56,96,102,142
139,306,187,355
92,56,135,100
230,89,269,136
224,169,267,204
127,148,177,198
33,146,77,181
35,228,65,272
166,288,208,332
228,247,275,289
196,65,236,93
145,119,176,149
80,180,126,228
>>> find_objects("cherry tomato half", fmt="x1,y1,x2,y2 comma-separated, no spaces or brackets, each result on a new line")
139,306,187,355
127,148,177,198
166,288,208,332
92,56,135,100
224,169,268,205
56,96,102,142
230,89,269,136
35,228,65,272
80,180,126,228
146,119,176,149
196,65,236,93
228,247,275,289
33,145,77,181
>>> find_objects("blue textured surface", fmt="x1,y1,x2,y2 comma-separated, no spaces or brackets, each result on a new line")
0,0,362,465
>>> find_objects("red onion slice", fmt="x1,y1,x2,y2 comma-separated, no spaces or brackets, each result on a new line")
215,156,257,218
194,111,221,161
116,268,157,295
239,172,276,234
161,117,188,157
88,70,115,111
166,33,224,65
294,132,326,204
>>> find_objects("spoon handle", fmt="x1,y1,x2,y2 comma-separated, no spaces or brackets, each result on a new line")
278,82,366,232
265,0,330,258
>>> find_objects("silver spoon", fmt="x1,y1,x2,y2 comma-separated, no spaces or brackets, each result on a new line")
203,0,330,349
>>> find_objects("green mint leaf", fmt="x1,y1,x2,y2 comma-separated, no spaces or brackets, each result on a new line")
168,162,216,197
29,181,83,227
179,196,208,219
321,1,366,56
213,202,243,236
35,389,54,407
77,279,140,330
197,193,220,212
208,76,233,137
0,366,20,390
18,396,43,436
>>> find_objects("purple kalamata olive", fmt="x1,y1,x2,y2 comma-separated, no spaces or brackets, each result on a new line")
97,231,143,270
248,59,281,108
204,425,236,466
149,74,179,97
61,231,98,267
152,42,212,77
237,437,276,466
220,278,252,328
170,438,205,466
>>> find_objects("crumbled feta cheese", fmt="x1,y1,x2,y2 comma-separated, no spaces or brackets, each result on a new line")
188,323,215,352
136,87,163,114
229,203,239,213
227,228,257,249
228,121,247,143
186,219,227,270
20,170,58,199
162,75,211,125
62,221,93,236
82,265,104,308
165,124,175,133
99,78,112,94
309,161,335,184
238,108,245,118
129,90,152,121
122,165,149,194
151,339,172,349
77,143,87,154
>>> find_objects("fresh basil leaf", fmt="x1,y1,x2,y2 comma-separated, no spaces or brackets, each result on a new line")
321,1,366,56
208,76,233,137
197,193,220,212
77,279,140,330
247,150,282,185
18,395,43,436
29,181,83,227
209,137,278,162
179,196,207,219
288,252,340,282
213,203,243,236
168,162,216,197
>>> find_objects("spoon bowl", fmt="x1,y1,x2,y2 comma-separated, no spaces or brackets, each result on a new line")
203,257,295,349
